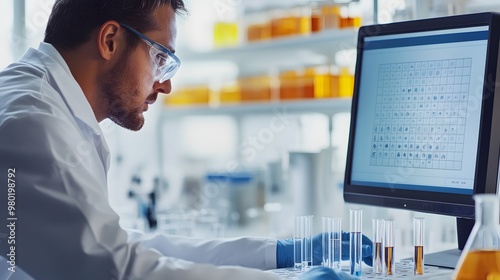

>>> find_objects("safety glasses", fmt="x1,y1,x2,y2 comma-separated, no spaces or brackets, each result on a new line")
120,23,180,83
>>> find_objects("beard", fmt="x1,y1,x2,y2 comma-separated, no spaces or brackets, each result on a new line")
100,53,146,131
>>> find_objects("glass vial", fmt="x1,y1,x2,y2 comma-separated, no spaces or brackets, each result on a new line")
294,215,314,270
453,194,500,280
293,215,302,270
384,219,395,276
372,219,384,274
322,217,342,270
331,218,342,270
302,215,313,268
322,217,331,268
413,218,425,275
350,209,363,276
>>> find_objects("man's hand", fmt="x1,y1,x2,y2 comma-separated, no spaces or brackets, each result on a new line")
313,232,372,266
276,232,372,268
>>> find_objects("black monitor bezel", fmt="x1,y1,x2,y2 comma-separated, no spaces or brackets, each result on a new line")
344,12,500,219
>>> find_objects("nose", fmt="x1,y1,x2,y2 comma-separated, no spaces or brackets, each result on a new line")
153,79,172,94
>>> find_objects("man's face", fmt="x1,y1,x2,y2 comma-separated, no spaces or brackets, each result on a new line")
102,5,177,131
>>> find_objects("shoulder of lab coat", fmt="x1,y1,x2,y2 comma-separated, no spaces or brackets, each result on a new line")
0,43,280,280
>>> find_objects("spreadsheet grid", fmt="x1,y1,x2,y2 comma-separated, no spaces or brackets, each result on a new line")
370,58,472,170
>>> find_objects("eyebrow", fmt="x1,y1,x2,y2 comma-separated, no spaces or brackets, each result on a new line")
152,40,175,54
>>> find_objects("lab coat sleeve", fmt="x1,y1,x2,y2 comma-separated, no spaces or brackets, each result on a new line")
127,230,278,270
0,109,279,280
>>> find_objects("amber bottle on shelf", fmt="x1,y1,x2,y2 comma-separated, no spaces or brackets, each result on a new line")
239,75,272,102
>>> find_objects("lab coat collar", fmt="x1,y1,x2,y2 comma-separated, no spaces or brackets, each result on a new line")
28,42,105,137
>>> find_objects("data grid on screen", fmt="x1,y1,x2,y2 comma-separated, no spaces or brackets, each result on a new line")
370,58,472,171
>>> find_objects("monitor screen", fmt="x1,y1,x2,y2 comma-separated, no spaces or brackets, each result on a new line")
344,12,500,246
353,25,488,196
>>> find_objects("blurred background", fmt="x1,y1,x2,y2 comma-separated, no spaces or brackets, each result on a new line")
2,0,500,259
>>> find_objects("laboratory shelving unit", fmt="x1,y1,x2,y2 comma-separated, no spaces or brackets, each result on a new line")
177,28,358,67
156,28,359,174
159,98,351,118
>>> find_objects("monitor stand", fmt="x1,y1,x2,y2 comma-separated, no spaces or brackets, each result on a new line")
424,248,462,268
423,217,474,269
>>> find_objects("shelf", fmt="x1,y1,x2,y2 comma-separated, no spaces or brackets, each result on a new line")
160,98,352,119
178,29,358,66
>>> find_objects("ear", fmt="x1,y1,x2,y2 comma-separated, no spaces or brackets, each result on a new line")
97,21,121,61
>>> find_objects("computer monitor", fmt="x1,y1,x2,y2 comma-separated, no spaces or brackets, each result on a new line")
343,12,500,269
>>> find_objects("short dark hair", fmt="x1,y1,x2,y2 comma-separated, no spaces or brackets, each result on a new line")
44,0,187,51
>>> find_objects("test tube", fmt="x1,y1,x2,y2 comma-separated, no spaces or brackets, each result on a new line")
321,217,331,268
322,217,342,270
349,209,363,276
384,219,395,276
372,219,384,274
331,217,342,270
293,215,303,270
413,218,425,275
302,215,314,269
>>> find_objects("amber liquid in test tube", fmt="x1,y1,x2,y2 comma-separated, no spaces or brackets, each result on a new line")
384,219,395,276
413,218,425,275
372,219,384,274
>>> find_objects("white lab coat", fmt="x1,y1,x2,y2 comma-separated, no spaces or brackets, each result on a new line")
0,43,280,280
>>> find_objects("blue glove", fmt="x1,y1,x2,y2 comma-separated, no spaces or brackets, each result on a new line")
299,266,359,280
277,232,372,268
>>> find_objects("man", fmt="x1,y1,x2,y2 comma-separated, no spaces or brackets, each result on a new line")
0,0,371,279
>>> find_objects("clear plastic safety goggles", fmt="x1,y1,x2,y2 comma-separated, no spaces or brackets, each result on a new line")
120,23,180,83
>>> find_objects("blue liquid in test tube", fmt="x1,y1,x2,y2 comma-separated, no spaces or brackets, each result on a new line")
349,209,363,276
350,232,362,276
